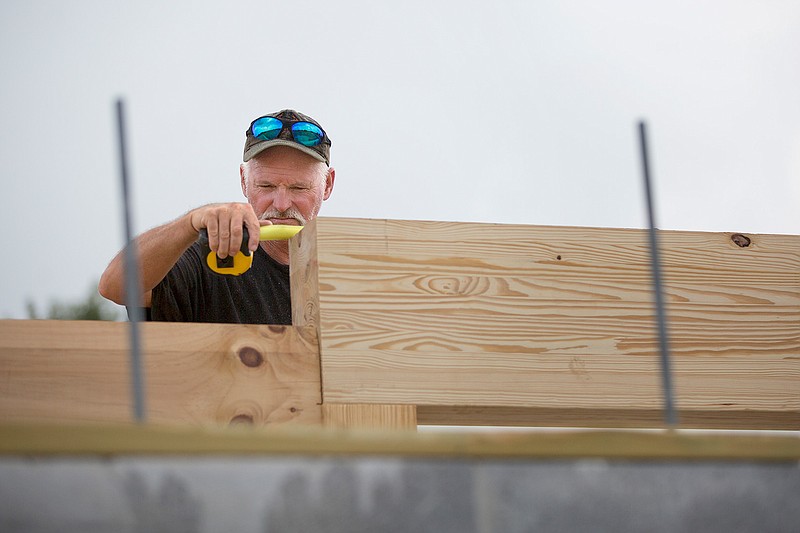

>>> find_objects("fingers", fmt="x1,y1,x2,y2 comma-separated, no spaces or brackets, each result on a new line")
244,218,262,253
216,205,250,258
253,219,274,251
193,203,258,258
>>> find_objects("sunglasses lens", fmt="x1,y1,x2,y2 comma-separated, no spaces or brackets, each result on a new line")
251,117,283,140
291,122,324,147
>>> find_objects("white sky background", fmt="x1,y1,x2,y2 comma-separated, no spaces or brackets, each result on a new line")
1,1,798,319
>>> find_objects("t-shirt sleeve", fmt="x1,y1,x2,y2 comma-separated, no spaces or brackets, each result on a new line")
150,243,205,322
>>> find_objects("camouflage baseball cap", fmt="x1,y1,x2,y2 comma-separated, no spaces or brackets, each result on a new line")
243,109,332,166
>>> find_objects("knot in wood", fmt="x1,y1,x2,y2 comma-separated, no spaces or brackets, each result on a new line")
731,234,751,248
426,276,483,296
428,277,460,295
229,414,254,426
238,346,264,368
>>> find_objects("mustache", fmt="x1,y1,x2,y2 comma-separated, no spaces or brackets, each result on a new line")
259,208,306,225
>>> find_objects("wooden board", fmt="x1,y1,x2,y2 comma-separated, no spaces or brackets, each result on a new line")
1,423,798,461
0,320,322,426
309,218,800,429
323,403,417,430
290,220,321,330
415,406,800,431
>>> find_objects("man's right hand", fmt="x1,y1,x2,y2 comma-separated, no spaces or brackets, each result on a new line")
99,202,268,307
188,203,265,259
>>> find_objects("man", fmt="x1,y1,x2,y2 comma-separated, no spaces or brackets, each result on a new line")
99,109,335,324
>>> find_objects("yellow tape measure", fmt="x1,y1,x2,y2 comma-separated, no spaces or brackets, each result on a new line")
199,225,303,276
257,225,304,240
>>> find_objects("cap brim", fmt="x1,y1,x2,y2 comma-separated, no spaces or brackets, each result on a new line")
243,139,327,164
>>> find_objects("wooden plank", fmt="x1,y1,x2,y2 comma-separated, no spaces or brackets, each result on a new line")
321,349,798,419
317,305,798,356
0,320,322,427
323,403,417,430
416,406,800,431
314,218,799,284
289,218,320,330
312,218,800,428
1,423,798,461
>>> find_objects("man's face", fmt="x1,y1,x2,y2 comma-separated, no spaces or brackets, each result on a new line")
240,145,334,226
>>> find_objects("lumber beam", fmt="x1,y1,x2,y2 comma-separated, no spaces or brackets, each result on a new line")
1,423,799,461
415,406,800,431
289,218,321,330
310,218,800,429
0,320,322,427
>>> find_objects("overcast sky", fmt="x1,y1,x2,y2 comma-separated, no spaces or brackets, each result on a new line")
1,1,798,319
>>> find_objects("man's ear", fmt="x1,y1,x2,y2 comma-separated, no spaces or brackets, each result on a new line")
240,163,247,197
323,167,335,200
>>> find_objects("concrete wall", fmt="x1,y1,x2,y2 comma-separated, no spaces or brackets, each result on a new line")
1,456,798,532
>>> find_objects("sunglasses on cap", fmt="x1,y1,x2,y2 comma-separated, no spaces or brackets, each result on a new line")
249,116,328,148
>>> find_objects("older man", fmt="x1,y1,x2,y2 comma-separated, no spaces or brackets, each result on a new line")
99,109,335,324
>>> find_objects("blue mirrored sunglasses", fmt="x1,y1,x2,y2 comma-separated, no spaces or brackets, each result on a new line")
249,116,326,147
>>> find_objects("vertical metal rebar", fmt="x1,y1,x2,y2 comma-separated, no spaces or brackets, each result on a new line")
116,98,146,422
638,120,678,426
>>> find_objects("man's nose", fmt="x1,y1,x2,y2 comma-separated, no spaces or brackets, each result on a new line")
273,187,292,211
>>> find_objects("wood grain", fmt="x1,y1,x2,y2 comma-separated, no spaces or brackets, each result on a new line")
0,320,322,427
312,218,799,429
289,218,320,330
323,403,417,430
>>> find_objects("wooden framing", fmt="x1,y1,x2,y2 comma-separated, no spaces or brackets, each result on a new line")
297,218,800,430
0,217,798,431
0,321,321,426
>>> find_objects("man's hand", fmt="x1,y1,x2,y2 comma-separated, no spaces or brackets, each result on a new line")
188,203,266,259
99,202,272,307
